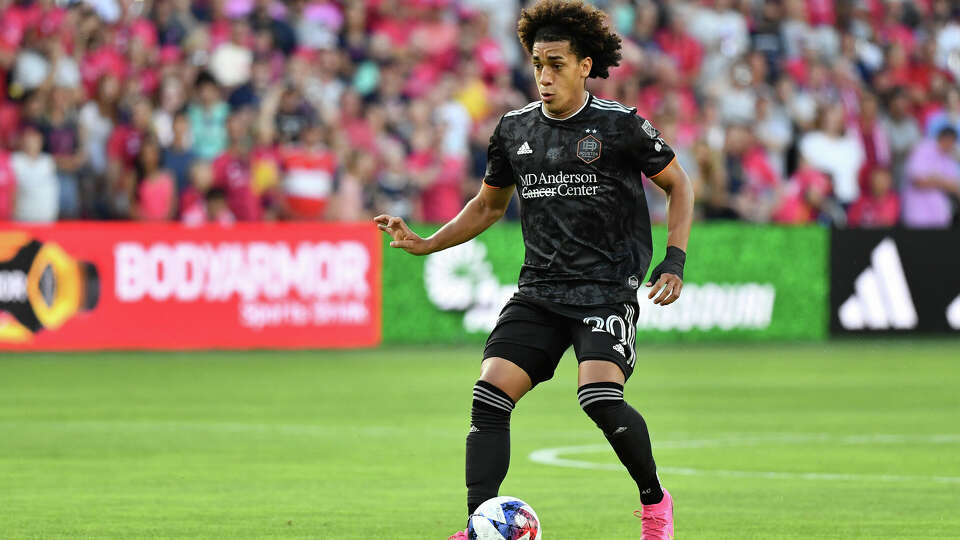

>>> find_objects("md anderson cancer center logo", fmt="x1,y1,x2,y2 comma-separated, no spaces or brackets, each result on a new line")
519,170,600,199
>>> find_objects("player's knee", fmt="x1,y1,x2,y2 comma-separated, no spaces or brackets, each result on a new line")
578,382,625,433
470,380,515,432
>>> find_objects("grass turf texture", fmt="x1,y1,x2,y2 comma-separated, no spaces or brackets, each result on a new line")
1,342,958,539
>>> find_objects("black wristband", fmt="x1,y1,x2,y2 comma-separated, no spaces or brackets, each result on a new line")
648,246,686,283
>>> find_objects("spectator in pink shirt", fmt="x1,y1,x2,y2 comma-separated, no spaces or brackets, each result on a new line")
134,136,175,221
902,126,960,228
773,158,836,224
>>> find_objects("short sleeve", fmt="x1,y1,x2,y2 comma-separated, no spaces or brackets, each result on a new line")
483,118,515,188
629,115,676,179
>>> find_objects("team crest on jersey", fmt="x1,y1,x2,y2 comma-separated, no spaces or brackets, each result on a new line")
577,135,601,163
641,119,658,139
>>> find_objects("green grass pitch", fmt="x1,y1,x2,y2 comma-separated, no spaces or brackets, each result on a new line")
2,342,959,539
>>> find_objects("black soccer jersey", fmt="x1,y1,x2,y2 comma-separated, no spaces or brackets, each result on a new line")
484,93,676,305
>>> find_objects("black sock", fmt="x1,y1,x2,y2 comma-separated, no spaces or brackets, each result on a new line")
465,380,515,515
578,382,664,505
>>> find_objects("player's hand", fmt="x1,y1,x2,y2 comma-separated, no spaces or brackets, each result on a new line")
646,272,682,306
645,246,686,306
374,215,434,255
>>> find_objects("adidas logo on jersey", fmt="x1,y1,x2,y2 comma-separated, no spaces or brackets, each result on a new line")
838,238,918,330
612,343,625,356
517,141,533,155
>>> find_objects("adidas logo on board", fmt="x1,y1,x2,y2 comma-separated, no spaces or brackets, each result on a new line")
838,238,918,330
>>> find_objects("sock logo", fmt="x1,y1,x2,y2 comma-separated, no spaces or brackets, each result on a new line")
838,238,918,330
469,425,479,433
613,426,628,435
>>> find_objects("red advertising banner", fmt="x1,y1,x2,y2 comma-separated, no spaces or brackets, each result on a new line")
0,222,381,350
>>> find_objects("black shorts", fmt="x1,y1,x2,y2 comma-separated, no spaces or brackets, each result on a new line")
483,293,639,386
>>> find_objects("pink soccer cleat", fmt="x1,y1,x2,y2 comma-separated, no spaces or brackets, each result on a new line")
446,530,469,540
634,488,674,539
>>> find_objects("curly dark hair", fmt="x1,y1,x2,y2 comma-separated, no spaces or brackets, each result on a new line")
517,0,622,79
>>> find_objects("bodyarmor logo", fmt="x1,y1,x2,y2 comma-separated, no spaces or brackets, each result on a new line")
577,135,601,163
1,235,100,342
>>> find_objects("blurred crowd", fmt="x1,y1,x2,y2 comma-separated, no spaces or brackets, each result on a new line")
0,0,959,228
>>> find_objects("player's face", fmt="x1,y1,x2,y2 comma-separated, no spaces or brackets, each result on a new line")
532,41,591,118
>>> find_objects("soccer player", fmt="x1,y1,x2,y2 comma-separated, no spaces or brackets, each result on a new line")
375,1,692,538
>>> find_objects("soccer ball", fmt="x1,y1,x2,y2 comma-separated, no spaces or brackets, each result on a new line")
468,496,542,540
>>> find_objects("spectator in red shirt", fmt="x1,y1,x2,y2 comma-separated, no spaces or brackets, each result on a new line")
107,99,153,171
406,128,464,223
877,1,916,54
281,122,336,220
724,126,783,222
212,111,262,221
125,30,160,99
655,10,703,87
180,161,213,226
806,0,836,26
847,168,901,227
855,92,892,194
105,98,153,217
0,150,15,220
204,186,236,225
79,30,128,99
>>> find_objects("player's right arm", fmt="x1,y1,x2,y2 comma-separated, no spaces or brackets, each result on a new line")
375,183,515,255
375,118,516,256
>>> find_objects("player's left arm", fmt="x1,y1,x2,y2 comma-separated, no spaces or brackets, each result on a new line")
646,160,694,306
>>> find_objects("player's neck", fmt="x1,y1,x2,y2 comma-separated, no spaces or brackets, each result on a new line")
542,90,589,120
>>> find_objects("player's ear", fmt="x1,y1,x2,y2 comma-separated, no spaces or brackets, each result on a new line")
580,56,592,78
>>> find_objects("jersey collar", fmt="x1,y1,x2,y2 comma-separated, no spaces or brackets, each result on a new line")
540,91,592,123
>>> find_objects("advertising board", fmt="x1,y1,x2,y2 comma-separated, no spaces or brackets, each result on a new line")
382,223,829,344
831,229,960,335
0,223,381,350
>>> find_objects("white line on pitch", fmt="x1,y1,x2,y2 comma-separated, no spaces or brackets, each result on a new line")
528,434,960,484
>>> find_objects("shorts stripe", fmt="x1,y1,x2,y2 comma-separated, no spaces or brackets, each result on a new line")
623,303,637,368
